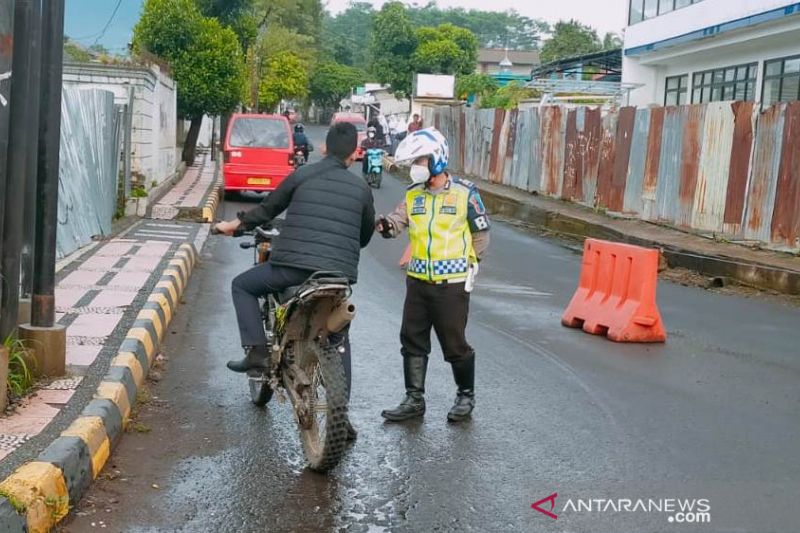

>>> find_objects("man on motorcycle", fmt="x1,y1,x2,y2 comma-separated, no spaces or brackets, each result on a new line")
361,126,386,175
292,123,311,162
215,123,375,397
375,128,490,423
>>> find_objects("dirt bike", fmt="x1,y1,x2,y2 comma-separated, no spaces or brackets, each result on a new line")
215,224,355,471
364,148,384,189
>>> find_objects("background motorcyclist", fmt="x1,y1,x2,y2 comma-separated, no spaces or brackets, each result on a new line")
361,126,386,175
292,123,312,161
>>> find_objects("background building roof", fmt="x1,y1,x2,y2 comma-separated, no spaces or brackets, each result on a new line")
478,48,540,66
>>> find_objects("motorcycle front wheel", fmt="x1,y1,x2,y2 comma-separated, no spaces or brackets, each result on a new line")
288,340,349,472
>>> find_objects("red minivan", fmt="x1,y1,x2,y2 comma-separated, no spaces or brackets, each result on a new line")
331,113,368,160
223,114,295,193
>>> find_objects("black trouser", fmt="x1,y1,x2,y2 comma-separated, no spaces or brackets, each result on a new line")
400,277,474,362
231,261,353,395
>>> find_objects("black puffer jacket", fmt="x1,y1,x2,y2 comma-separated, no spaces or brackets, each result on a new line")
239,156,375,282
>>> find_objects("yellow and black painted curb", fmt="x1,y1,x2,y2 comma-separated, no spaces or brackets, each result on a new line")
202,177,222,223
0,243,199,533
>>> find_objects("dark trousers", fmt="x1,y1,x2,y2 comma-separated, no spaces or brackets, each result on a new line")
400,277,474,362
231,261,353,396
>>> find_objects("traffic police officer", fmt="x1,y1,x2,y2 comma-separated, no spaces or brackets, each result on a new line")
376,128,490,423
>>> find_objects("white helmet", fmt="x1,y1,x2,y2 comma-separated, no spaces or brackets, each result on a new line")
394,127,449,179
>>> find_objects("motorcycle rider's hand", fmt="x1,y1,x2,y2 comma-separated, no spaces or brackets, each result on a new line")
215,219,241,236
375,216,393,238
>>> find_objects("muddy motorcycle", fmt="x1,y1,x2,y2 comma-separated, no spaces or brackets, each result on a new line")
220,224,355,471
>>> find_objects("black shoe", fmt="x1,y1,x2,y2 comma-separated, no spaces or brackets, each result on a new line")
381,356,428,422
227,346,269,373
447,358,475,422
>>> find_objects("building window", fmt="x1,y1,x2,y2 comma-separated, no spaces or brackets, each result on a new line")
691,63,757,103
665,75,688,105
629,0,704,25
763,55,800,107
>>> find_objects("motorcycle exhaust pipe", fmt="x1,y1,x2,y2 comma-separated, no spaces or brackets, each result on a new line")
327,301,356,332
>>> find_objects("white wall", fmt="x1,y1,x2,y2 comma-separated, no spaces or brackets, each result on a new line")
623,1,800,106
625,0,798,49
63,63,180,185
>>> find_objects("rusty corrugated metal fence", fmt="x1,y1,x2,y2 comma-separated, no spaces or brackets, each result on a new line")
425,102,800,251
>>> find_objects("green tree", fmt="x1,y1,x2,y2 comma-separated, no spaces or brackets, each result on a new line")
602,32,623,50
540,19,603,63
309,61,365,110
412,24,478,76
195,0,258,51
369,2,417,97
259,52,309,112
321,2,374,68
481,81,538,109
455,72,498,102
134,0,245,164
63,39,91,62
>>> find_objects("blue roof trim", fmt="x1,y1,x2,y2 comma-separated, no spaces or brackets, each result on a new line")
625,3,800,57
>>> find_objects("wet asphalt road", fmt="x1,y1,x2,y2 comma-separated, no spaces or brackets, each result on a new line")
61,127,800,533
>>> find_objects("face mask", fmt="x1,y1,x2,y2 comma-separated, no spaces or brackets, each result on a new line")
368,133,375,139
409,164,430,184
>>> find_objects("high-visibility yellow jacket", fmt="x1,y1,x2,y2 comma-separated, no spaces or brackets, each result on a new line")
400,177,491,282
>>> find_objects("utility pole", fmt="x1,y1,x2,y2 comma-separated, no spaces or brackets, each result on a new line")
1,0,38,340
20,0,41,309
20,0,65,377
0,0,15,284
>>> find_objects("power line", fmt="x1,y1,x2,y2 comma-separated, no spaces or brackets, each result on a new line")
92,0,124,46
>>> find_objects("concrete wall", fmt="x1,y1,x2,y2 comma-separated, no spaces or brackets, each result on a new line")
62,62,180,186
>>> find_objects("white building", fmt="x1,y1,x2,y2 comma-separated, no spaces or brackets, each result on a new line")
623,0,800,107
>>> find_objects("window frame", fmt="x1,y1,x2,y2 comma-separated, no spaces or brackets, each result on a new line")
762,54,800,108
629,0,704,25
691,62,757,104
664,74,689,106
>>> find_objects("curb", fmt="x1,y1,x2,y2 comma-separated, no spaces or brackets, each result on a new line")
0,244,199,533
202,176,222,223
479,187,800,295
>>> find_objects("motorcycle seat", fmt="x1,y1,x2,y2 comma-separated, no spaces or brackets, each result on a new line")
276,286,302,304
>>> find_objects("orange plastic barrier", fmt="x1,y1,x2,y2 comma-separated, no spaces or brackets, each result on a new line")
561,239,666,343
399,244,412,267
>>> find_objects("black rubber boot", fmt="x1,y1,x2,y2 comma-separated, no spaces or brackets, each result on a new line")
227,345,269,373
381,356,428,422
447,358,475,422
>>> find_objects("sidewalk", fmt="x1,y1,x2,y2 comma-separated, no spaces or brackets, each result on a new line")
0,153,223,531
151,152,221,223
476,180,800,295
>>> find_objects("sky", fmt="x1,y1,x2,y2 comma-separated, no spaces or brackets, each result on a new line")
65,0,144,53
63,0,629,54
326,0,630,38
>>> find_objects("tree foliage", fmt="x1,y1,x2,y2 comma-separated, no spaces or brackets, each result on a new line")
455,73,498,101
309,61,365,109
259,52,309,111
195,0,258,51
540,19,603,64
480,81,538,110
134,0,245,119
323,3,548,72
412,24,478,76
369,2,417,97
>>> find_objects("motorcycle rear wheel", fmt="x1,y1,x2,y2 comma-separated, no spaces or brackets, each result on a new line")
289,341,349,472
